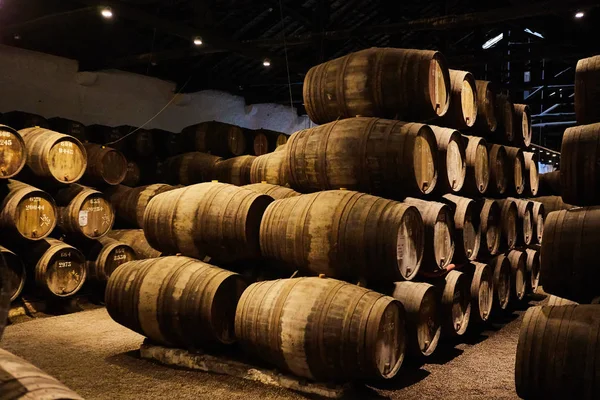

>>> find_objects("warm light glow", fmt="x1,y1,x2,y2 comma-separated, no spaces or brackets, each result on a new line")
575,11,585,18
101,7,113,19
482,33,504,50
193,37,203,46
263,58,271,67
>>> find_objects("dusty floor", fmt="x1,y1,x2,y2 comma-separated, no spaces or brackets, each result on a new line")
0,301,536,400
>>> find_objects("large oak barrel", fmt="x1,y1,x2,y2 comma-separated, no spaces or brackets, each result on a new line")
437,270,471,336
515,305,600,399
479,199,501,257
249,149,289,186
533,195,574,217
540,207,600,303
107,184,176,228
438,69,477,129
18,127,87,185
261,190,424,282
504,146,526,195
105,229,164,259
561,123,600,205
0,348,83,399
486,144,509,196
74,237,137,283
431,126,466,193
54,184,114,239
510,198,534,246
538,170,561,196
244,183,300,199
107,256,247,348
213,155,256,186
507,249,527,302
303,48,451,124
144,182,273,263
467,262,494,323
0,246,26,302
0,124,26,179
525,247,540,294
81,143,127,186
152,129,182,159
0,181,57,241
157,152,221,186
181,121,246,157
125,128,155,158
392,281,440,357
523,152,539,197
245,130,270,156
48,117,87,143
495,94,514,143
122,160,140,187
531,201,545,244
236,277,406,381
462,135,489,195
513,104,532,147
490,254,511,310
2,111,49,130
472,80,497,134
497,198,518,250
287,118,438,198
441,194,480,262
574,55,600,124
87,125,128,152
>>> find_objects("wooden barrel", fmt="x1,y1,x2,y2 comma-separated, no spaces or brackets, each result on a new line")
0,348,83,399
122,161,140,187
158,152,221,186
48,117,87,143
495,94,514,143
247,130,270,155
486,144,509,196
515,305,600,399
523,152,539,197
430,126,466,193
467,262,494,323
392,281,440,357
81,143,127,186
540,207,600,303
244,183,300,199
107,256,247,347
525,248,540,294
497,199,518,250
261,190,424,282
490,254,511,310
287,118,439,198
2,111,49,130
532,195,574,218
275,132,288,148
152,129,182,159
575,55,600,124
479,199,501,257
0,181,57,240
249,149,289,186
439,69,477,129
561,123,600,205
125,128,155,158
510,198,534,246
547,295,578,306
87,125,128,152
472,80,497,134
531,201,545,244
107,184,176,228
71,236,137,283
303,48,451,124
105,229,164,259
506,249,527,303
438,270,471,336
0,246,26,302
212,155,256,186
236,277,405,381
144,182,273,263
54,184,114,239
441,194,480,262
513,104,532,147
538,170,561,196
0,124,27,179
18,127,87,184
403,198,454,273
504,146,526,195
462,135,489,195
182,121,246,158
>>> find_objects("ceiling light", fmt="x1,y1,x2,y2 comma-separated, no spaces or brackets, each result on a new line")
524,28,544,39
575,11,585,18
552,154,557,157
101,7,113,19
482,33,504,50
263,58,271,67
193,37,203,46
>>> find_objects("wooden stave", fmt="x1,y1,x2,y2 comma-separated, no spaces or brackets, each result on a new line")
479,199,502,257
105,229,164,259
438,270,471,336
490,254,511,310
504,146,526,196
81,143,128,186
438,69,478,129
509,198,534,246
506,249,527,302
497,198,518,250
0,124,27,179
106,184,176,229
249,149,290,186
441,194,480,262
468,261,494,323
530,201,545,244
430,126,466,194
472,80,497,134
486,144,509,196
462,135,490,195
524,248,540,294
243,183,300,199
212,155,256,186
513,104,532,147
523,152,539,197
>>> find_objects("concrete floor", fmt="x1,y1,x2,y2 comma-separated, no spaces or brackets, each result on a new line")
0,305,531,400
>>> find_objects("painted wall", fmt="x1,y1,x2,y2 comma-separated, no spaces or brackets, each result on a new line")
0,45,315,134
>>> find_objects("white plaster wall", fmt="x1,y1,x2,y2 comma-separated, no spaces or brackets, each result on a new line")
0,45,315,134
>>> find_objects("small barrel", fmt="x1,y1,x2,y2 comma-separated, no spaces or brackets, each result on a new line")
274,132,288,148
236,277,406,381
441,194,480,262
181,121,246,158
247,130,269,155
2,111,49,130
497,199,518,250
54,184,115,239
524,248,540,294
0,124,27,179
144,182,273,263
515,305,600,399
249,149,289,186
438,270,471,336
575,55,600,124
244,183,300,199
212,155,256,186
560,123,600,205
0,348,83,399
18,127,87,184
495,94,514,143
107,256,247,348
506,249,527,302
531,201,545,244
0,181,57,240
286,118,439,198
513,104,532,147
430,126,466,193
87,125,128,153
462,135,489,195
303,48,451,124
48,117,87,143
540,207,600,303
510,198,534,246
404,198,454,273
0,246,26,302
81,143,127,186
504,146,525,196
74,237,137,283
467,262,494,323
486,144,509,196
490,254,511,310
125,128,155,158
438,69,477,129
523,152,539,197
532,195,573,218
547,295,578,306
105,229,164,259
152,129,182,159
122,161,140,187
158,152,221,186
479,199,501,257
472,80,497,134
106,184,176,228
261,190,424,283
392,281,441,357
538,170,561,196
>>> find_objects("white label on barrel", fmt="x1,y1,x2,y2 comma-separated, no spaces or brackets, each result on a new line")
79,210,88,227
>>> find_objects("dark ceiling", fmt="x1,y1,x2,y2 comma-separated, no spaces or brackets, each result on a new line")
1,0,600,149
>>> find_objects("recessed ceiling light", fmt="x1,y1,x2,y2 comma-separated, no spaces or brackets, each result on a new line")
193,37,203,46
575,11,585,18
101,7,113,19
263,58,271,67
